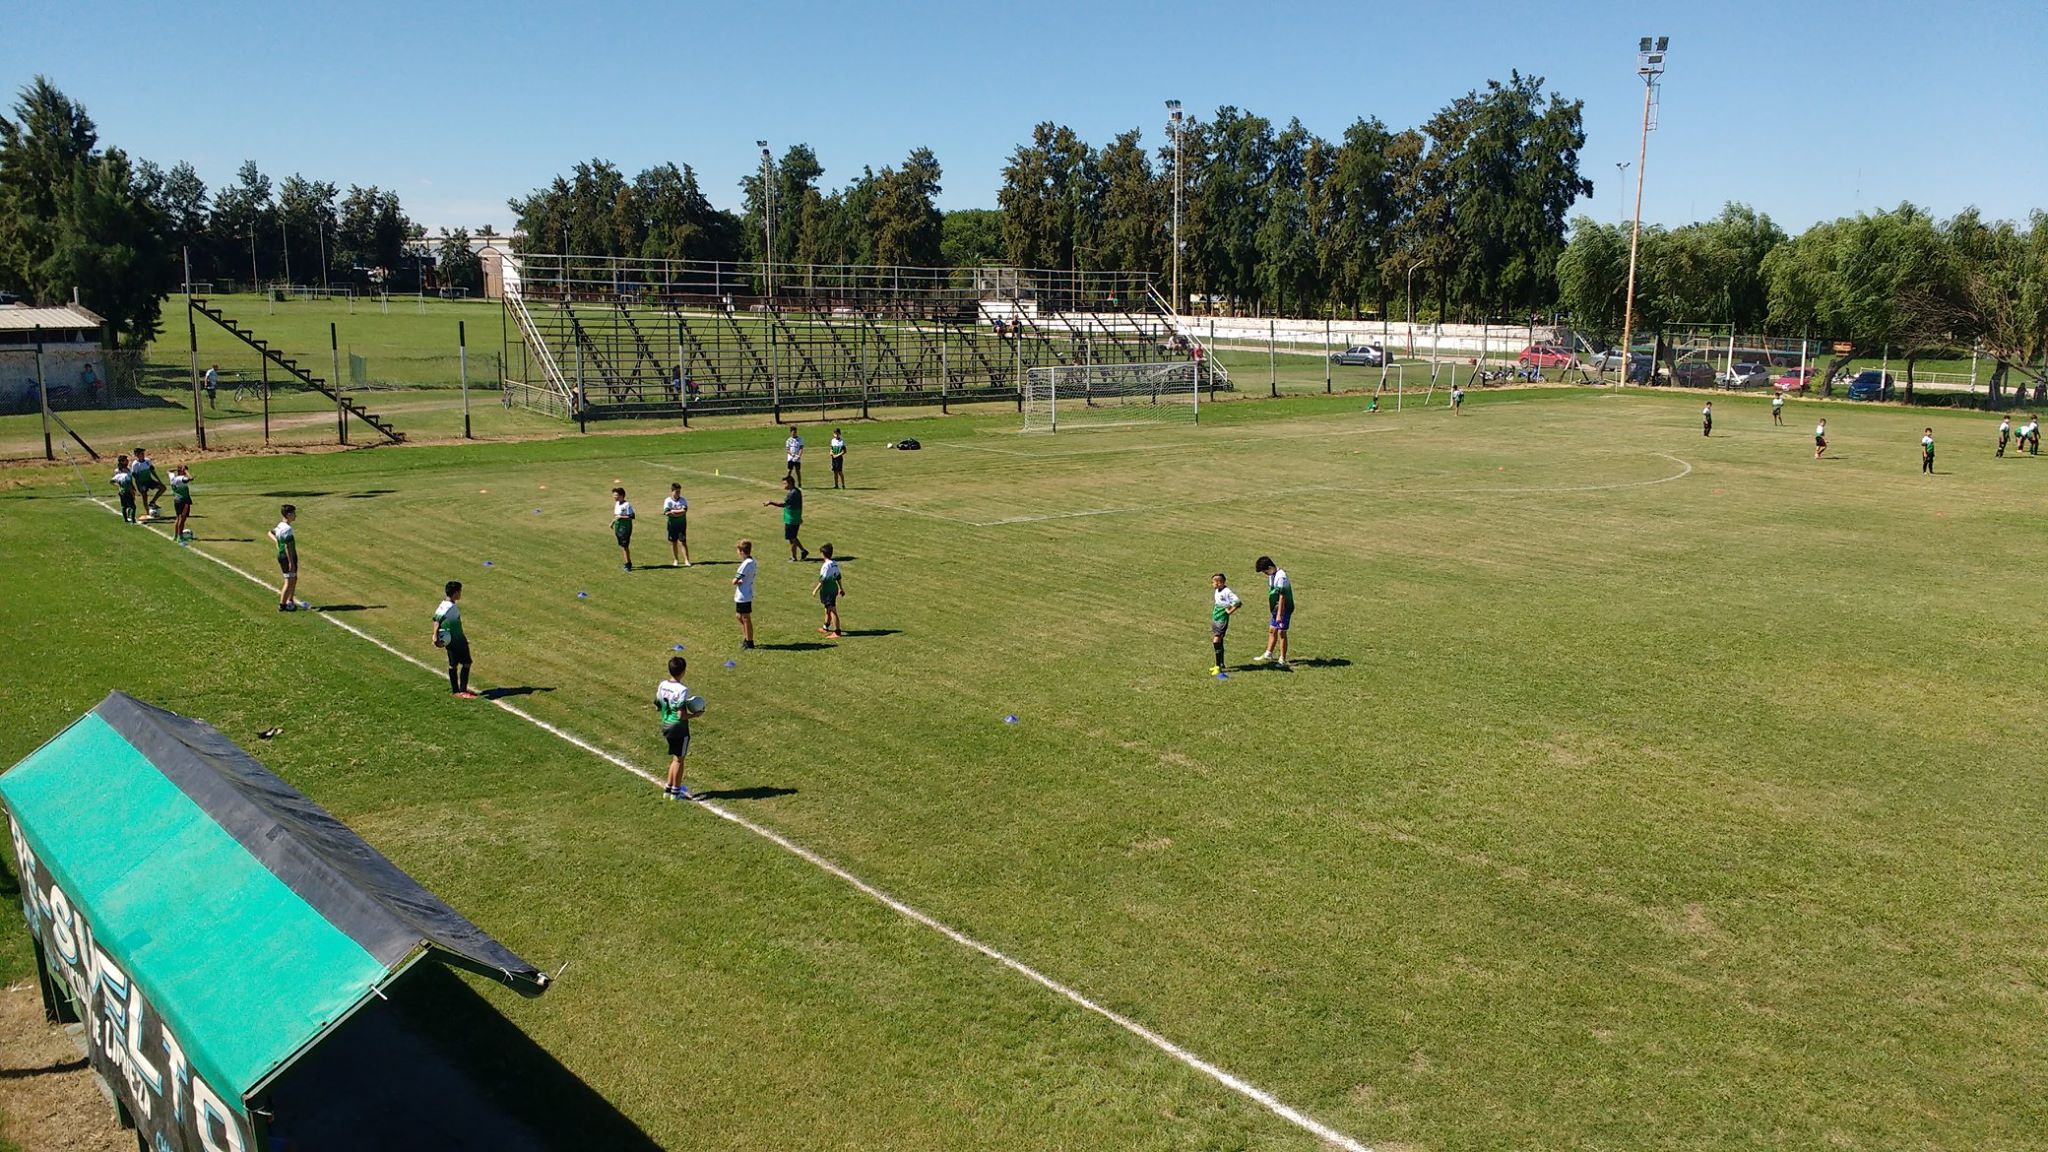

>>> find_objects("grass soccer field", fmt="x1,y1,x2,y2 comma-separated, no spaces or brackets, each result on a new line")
4,388,2047,1149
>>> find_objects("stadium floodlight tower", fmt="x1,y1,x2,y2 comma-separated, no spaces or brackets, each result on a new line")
757,141,774,298
1617,36,1667,387
1165,99,1183,316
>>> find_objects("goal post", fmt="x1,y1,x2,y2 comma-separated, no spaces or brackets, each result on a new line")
1023,361,1200,432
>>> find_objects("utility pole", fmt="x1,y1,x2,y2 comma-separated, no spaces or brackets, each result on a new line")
1165,100,1183,315
757,141,774,299
1618,36,1669,388
1614,162,1631,226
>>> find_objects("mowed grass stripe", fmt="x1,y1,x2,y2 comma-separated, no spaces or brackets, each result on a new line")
12,389,2048,1148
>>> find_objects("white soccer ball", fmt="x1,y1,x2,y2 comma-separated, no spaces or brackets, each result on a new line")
886,442,895,449
684,694,707,717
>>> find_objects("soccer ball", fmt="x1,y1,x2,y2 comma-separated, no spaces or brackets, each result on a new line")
886,442,895,449
295,599,310,611
684,694,707,717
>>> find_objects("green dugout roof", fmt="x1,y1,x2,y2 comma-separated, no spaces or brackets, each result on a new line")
0,693,548,1113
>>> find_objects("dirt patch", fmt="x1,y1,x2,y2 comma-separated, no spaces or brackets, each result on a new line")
0,981,128,1152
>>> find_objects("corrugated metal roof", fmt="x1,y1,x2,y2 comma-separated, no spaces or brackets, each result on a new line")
0,303,104,331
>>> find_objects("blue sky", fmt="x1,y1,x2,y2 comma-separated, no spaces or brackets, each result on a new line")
6,0,2044,237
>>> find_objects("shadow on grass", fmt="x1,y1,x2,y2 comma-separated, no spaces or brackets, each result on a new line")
693,785,798,802
835,628,900,638
1235,656,1352,671
260,490,336,497
196,536,258,543
311,604,383,613
275,963,660,1152
754,641,833,652
482,686,554,700
344,490,398,498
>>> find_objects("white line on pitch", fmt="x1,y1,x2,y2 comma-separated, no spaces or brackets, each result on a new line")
639,460,981,526
83,496,1371,1152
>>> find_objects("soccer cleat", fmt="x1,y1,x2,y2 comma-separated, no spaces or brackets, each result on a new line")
623,563,633,572
740,640,754,650
1253,652,1273,663
1209,665,1221,676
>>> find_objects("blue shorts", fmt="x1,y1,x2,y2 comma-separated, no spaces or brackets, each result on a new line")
1271,610,1292,631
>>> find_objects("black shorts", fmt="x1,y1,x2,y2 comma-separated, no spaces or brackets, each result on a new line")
830,456,843,472
277,554,296,576
663,722,691,759
1211,620,1228,638
666,516,686,543
173,497,191,512
614,523,633,547
783,522,801,541
445,638,472,666
820,589,838,609
735,600,753,615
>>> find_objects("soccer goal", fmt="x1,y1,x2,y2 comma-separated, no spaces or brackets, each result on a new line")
1022,361,1200,432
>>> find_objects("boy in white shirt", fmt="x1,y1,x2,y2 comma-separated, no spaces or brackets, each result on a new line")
611,486,636,571
1253,556,1294,668
829,428,846,489
1772,393,1784,426
733,538,757,650
784,431,805,486
1997,416,2011,457
663,483,690,567
1209,572,1241,677
1701,401,1713,437
1814,420,1828,460
1920,427,1935,475
812,543,845,638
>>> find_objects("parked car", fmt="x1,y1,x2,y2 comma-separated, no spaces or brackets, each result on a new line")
1670,361,1717,388
1845,370,1895,401
1518,343,1577,369
1773,368,1816,393
1724,362,1773,389
1330,343,1387,367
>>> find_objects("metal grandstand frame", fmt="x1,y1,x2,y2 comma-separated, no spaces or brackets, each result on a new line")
498,255,1227,423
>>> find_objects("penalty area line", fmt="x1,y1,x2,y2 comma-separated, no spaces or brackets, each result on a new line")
84,496,1372,1152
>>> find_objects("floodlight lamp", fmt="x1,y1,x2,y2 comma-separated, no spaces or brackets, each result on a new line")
1656,36,1669,51
1639,36,1652,51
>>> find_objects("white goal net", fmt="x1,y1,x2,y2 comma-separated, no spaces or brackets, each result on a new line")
1023,361,1200,432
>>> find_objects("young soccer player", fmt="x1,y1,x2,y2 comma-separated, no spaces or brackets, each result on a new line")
784,429,805,485
813,543,845,637
766,475,807,561
1253,556,1294,669
829,427,846,489
1921,427,1936,474
655,655,694,799
112,455,137,523
168,464,193,540
2031,416,2041,456
129,447,164,518
1450,385,1465,414
1998,416,2012,457
611,486,636,571
269,504,300,611
433,581,477,698
1772,393,1785,425
1210,572,1241,676
203,364,219,409
733,539,757,649
1814,419,1828,460
1701,401,1713,437
663,482,690,567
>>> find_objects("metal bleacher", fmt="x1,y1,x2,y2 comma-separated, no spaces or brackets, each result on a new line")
499,256,1227,423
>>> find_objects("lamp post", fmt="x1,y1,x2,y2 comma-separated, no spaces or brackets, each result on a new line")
1618,36,1668,387
1614,162,1631,226
317,217,330,293
248,228,259,291
1165,100,1183,315
280,219,292,288
757,141,774,299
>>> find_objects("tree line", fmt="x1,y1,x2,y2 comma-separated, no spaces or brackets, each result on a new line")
1558,203,2048,400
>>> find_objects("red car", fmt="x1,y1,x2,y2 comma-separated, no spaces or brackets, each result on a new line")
1773,368,1816,393
1518,343,1577,369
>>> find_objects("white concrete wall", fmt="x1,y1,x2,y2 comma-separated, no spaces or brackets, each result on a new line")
1182,315,1567,360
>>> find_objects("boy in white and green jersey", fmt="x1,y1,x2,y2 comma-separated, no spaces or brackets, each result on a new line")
1210,573,1242,676
112,455,137,522
269,504,300,611
1253,555,1294,668
168,465,193,541
433,580,476,697
663,483,690,567
611,486,636,571
813,543,845,637
656,655,693,799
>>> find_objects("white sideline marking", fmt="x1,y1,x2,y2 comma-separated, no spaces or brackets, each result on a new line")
937,422,1393,462
638,460,980,526
87,497,1371,1152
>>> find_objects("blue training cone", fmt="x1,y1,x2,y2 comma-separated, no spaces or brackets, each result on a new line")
1004,714,1019,724
673,643,685,651
723,659,736,669
577,591,588,599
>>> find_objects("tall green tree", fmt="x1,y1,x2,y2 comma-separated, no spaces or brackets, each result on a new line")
0,77,174,345
867,147,944,268
436,227,482,293
1093,129,1165,278
998,123,1098,271
940,209,1004,268
276,174,338,286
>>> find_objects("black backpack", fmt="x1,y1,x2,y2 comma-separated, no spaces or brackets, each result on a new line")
896,438,921,450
